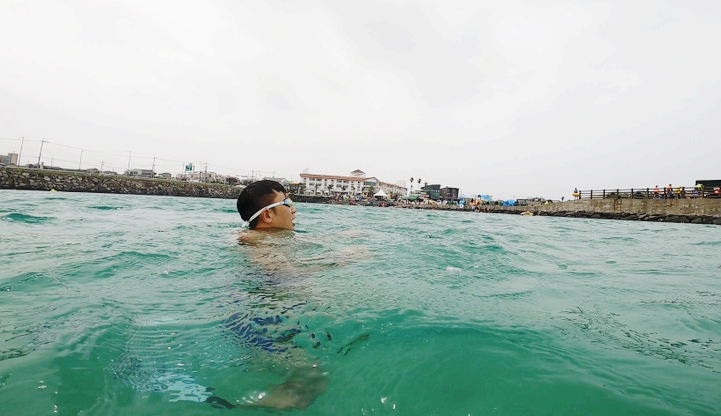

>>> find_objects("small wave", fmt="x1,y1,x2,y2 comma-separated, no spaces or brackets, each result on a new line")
88,205,122,210
213,207,237,214
110,251,175,263
480,244,506,253
1,213,54,224
73,251,177,279
691,241,721,246
558,306,719,368
600,236,637,242
0,346,34,362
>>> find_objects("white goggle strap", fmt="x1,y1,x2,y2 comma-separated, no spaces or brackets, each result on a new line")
242,201,285,227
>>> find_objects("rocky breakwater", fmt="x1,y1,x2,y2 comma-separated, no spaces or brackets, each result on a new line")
0,167,241,199
289,194,332,204
533,209,721,225
527,198,721,225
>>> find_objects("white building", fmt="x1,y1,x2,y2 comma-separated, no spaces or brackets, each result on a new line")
175,171,240,184
124,168,154,178
299,169,407,197
261,177,291,186
0,153,18,165
176,171,218,182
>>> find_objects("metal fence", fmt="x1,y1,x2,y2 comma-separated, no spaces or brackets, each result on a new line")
576,187,720,200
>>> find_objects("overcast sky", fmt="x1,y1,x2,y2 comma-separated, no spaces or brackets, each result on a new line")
1,0,720,199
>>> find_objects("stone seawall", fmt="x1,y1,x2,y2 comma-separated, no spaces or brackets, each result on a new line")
0,167,241,199
475,198,721,225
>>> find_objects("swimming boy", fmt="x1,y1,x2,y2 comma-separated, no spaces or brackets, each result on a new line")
234,180,328,410
113,181,323,412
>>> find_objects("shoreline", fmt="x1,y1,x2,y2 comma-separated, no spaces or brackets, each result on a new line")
3,167,719,225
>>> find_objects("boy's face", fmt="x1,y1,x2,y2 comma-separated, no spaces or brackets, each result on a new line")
266,191,296,230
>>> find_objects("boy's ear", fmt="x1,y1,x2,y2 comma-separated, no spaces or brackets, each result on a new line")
260,209,273,224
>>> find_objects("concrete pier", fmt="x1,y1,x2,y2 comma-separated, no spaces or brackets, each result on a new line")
462,198,721,225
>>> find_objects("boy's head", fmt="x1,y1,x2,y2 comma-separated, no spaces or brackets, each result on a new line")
237,180,296,230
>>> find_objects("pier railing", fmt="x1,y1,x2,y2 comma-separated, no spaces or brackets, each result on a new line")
577,187,720,200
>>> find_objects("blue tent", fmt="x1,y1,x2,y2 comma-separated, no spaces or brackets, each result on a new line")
478,194,493,202
502,199,516,206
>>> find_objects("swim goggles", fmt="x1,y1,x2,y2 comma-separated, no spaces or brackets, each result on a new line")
243,198,294,227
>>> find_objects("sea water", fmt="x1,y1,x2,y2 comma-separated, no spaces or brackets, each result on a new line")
1,189,720,415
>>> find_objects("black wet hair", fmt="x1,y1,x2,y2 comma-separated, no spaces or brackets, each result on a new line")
236,180,287,229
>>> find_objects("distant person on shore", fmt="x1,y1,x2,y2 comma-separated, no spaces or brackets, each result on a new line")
573,187,579,200
715,186,720,197
654,185,660,199
680,187,686,199
666,184,673,199
696,183,704,197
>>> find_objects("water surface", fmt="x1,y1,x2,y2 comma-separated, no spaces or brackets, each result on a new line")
1,190,720,415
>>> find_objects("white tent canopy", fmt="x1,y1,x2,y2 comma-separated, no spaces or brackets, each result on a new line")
373,189,388,198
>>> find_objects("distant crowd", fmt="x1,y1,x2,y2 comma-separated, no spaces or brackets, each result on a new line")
653,184,720,199
571,184,721,200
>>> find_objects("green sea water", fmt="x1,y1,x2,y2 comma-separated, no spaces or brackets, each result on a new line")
1,189,720,415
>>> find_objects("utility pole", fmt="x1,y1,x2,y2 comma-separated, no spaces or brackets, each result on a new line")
79,150,84,170
151,156,156,177
127,151,131,174
101,161,104,174
37,138,45,168
18,137,24,166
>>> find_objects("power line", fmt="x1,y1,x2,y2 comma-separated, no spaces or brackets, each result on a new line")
44,141,84,151
37,139,46,166
2,134,288,180
0,137,41,142
44,141,129,158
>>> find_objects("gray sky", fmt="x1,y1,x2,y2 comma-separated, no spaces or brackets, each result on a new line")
1,0,720,199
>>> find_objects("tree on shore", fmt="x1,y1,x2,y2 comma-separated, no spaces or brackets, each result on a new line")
289,183,306,195
409,177,414,194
